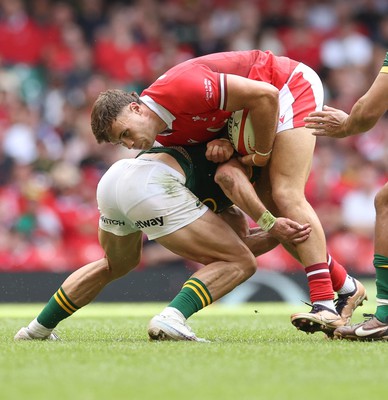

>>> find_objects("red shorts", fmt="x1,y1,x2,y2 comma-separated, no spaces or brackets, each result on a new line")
277,63,324,133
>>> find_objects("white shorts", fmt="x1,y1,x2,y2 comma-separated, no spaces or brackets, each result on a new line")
277,63,324,133
97,159,208,240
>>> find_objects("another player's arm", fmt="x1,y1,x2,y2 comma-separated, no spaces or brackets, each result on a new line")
215,158,311,244
215,158,267,221
305,70,388,138
342,72,388,135
98,228,143,274
225,74,279,164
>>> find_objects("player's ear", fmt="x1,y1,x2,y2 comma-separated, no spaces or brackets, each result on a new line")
130,101,141,114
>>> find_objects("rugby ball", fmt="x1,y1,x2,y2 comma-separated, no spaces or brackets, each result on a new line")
227,109,255,155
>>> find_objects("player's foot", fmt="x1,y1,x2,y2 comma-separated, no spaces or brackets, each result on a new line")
334,314,388,341
335,278,368,325
291,304,344,335
14,327,60,341
148,314,209,342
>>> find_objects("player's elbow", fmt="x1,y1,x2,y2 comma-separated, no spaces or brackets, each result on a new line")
215,171,235,194
260,83,279,103
268,84,279,98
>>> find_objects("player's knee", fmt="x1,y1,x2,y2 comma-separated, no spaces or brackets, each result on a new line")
271,185,304,213
239,249,258,278
105,258,138,281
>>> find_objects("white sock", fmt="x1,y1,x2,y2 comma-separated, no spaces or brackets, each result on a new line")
160,307,185,321
313,300,337,313
337,276,356,295
27,318,53,338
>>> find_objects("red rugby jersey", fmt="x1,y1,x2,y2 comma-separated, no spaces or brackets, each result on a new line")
141,50,299,146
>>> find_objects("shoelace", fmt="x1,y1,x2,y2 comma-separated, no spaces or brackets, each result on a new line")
301,301,325,314
351,313,375,329
334,296,348,314
300,300,339,315
361,313,374,321
334,285,359,314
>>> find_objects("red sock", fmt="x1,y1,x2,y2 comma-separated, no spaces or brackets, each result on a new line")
327,254,347,292
305,262,334,302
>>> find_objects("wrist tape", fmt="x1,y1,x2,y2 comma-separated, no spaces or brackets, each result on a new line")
257,210,277,232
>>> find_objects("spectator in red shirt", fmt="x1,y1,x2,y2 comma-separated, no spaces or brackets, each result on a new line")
0,0,44,66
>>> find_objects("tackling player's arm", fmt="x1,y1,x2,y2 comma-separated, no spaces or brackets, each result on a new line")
305,57,388,138
215,158,311,244
341,72,388,136
98,228,143,274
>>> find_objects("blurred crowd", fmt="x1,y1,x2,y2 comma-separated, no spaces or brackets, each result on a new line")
0,0,387,274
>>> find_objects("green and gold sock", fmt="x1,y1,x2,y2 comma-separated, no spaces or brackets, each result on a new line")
168,277,213,319
373,254,388,323
37,287,80,329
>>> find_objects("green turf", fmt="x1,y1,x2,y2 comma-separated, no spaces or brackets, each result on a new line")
0,287,386,400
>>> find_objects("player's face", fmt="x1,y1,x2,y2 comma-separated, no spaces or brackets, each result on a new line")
109,104,157,150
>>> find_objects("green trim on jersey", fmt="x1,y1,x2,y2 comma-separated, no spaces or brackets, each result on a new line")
383,52,388,67
139,144,260,213
381,52,388,73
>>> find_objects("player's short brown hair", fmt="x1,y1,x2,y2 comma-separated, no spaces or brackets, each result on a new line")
90,89,141,143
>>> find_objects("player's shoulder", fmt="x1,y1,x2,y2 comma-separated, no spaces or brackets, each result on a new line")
157,59,215,84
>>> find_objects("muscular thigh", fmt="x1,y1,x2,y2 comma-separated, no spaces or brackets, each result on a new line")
270,127,316,192
156,209,250,266
218,206,250,238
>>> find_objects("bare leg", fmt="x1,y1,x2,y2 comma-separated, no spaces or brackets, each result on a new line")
14,232,143,340
156,209,257,302
373,183,388,322
375,183,388,257
61,258,131,307
269,128,327,266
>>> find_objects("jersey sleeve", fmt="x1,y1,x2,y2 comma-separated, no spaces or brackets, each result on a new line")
145,64,227,113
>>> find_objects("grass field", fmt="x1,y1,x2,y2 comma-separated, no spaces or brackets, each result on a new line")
1,281,386,400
